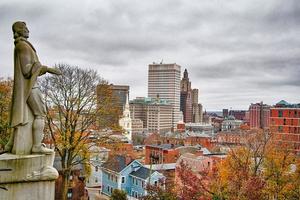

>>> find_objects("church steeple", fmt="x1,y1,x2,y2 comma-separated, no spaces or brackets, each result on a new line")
119,91,132,142
123,92,130,118
183,69,188,79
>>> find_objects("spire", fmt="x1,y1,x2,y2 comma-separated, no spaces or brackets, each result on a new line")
183,69,188,79
124,92,130,111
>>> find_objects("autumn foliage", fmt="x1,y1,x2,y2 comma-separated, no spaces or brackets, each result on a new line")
41,64,120,200
0,78,13,148
175,129,300,200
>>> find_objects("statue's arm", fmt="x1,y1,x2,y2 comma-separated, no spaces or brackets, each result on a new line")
16,43,34,79
16,43,61,77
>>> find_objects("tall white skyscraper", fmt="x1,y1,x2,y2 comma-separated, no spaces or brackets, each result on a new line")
148,63,182,128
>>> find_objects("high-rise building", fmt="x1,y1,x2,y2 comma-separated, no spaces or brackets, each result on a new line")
130,97,173,134
180,69,192,123
111,84,130,113
148,63,182,128
249,102,270,129
191,89,202,123
131,119,144,134
270,100,300,152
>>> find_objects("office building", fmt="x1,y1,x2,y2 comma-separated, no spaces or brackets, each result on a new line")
270,100,300,152
130,97,173,134
148,63,182,128
180,69,192,123
191,89,203,123
249,102,271,129
111,84,130,113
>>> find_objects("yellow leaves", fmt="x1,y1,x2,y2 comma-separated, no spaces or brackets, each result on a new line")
263,143,297,199
213,129,300,200
0,78,13,147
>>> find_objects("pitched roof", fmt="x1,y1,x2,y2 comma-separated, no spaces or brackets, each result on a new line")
130,166,152,180
101,155,127,172
277,100,290,106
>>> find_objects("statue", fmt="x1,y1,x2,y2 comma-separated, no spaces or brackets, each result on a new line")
5,21,61,154
0,22,59,200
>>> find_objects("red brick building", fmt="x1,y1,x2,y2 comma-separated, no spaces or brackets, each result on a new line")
249,102,271,129
145,144,180,164
54,157,87,200
270,100,300,152
229,110,246,120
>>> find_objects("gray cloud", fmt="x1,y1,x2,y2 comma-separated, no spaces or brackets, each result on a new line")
0,0,299,110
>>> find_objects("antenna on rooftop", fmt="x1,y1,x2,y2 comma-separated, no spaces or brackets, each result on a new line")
160,59,163,64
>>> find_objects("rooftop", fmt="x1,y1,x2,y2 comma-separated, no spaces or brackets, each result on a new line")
275,100,300,108
147,143,182,150
101,155,128,172
130,166,152,180
130,97,171,106
144,163,176,170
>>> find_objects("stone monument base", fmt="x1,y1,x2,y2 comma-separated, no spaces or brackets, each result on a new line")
0,153,58,200
0,181,55,200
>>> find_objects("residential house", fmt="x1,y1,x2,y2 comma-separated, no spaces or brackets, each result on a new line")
85,146,110,200
101,155,165,198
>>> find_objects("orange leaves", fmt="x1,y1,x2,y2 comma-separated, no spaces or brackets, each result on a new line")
0,78,13,147
212,129,300,200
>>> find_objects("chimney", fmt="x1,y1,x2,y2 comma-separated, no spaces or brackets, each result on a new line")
125,155,133,165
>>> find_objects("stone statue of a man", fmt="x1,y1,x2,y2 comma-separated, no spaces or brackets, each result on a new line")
5,21,61,154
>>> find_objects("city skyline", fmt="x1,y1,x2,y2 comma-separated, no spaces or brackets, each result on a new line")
0,0,299,110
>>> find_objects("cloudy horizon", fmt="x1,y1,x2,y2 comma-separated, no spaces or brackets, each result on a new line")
1,0,299,111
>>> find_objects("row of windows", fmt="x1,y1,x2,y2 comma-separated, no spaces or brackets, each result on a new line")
86,176,99,184
274,110,300,118
277,126,300,134
132,177,145,188
131,190,142,198
107,185,113,194
107,173,118,183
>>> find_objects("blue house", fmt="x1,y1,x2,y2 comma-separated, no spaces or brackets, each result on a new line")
101,155,165,198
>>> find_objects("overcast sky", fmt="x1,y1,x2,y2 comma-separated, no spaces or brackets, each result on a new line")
0,0,299,110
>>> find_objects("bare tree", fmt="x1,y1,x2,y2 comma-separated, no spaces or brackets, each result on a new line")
40,64,116,200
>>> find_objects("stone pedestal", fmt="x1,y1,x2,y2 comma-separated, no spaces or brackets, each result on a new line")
0,153,58,200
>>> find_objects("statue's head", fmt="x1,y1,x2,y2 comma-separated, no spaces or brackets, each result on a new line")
12,21,29,39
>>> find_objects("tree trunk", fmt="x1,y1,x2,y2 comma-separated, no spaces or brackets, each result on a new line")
61,171,71,200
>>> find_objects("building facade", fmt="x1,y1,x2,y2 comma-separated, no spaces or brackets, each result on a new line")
270,100,300,152
111,84,130,113
131,119,144,134
101,156,165,198
191,89,203,123
249,102,271,129
221,116,243,132
86,146,110,200
228,110,246,121
148,63,182,128
180,69,193,123
130,97,173,134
